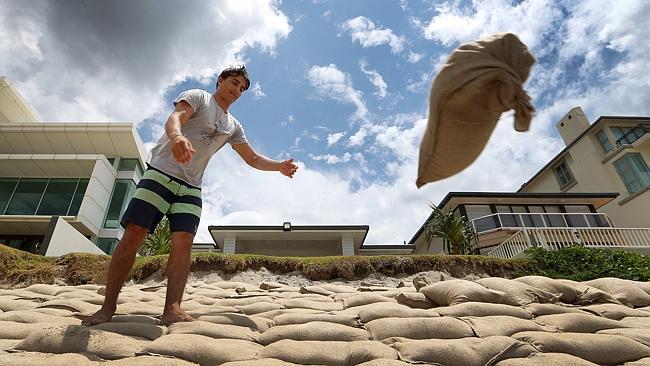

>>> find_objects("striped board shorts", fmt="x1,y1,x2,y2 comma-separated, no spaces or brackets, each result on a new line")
121,166,202,235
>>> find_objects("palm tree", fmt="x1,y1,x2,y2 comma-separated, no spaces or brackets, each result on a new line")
138,217,172,256
424,205,477,255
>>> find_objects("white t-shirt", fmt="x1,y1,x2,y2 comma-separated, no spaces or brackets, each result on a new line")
149,89,248,187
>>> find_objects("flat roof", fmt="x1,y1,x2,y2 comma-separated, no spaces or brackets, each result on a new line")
0,77,40,123
408,191,619,244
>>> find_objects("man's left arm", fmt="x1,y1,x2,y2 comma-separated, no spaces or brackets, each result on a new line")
232,143,298,178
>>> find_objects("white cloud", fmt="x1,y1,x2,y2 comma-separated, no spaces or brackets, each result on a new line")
0,0,291,123
342,16,405,53
306,63,369,121
359,60,388,98
309,152,352,164
281,114,295,127
327,132,345,147
407,51,424,63
249,81,266,99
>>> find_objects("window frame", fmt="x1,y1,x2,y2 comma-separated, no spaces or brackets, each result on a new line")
553,159,575,188
614,153,650,194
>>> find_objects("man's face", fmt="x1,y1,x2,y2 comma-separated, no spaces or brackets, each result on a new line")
218,75,248,103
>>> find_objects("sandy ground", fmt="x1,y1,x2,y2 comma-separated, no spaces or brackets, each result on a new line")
1,270,650,365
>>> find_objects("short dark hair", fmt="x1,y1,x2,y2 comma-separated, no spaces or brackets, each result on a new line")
217,65,250,91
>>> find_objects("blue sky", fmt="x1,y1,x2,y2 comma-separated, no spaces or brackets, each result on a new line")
1,0,649,244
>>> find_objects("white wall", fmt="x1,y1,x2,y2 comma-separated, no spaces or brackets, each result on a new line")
44,217,105,256
76,157,116,235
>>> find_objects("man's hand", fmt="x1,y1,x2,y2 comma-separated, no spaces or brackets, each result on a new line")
279,159,298,178
171,135,196,164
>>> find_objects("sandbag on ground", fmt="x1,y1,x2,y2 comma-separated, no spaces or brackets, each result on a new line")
436,302,533,319
514,276,583,304
476,277,561,305
103,355,200,365
273,312,360,327
282,298,343,311
392,335,536,365
343,294,395,308
13,325,146,360
346,302,438,323
557,279,622,305
0,310,79,325
420,279,506,306
494,352,598,366
235,302,284,315
0,321,54,339
585,278,650,307
356,360,415,366
524,303,586,317
0,351,102,366
167,321,258,341
196,313,272,331
395,292,434,309
623,357,650,365
535,313,633,333
621,317,650,328
365,316,474,340
580,303,650,320
92,321,166,340
462,315,560,337
598,328,650,347
259,339,398,366
300,285,335,296
513,331,650,365
221,358,310,365
257,321,369,345
142,334,262,365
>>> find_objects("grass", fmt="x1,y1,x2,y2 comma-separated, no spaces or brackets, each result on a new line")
2,244,646,288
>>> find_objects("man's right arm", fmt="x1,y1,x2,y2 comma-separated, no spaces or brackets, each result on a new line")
165,100,196,164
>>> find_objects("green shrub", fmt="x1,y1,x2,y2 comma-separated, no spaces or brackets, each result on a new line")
521,245,650,281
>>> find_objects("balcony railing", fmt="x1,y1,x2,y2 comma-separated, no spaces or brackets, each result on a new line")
487,227,650,259
616,124,650,147
471,212,612,235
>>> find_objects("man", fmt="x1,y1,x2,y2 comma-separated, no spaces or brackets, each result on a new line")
83,66,298,326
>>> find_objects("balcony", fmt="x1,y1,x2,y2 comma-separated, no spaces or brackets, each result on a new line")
616,123,650,148
471,212,613,235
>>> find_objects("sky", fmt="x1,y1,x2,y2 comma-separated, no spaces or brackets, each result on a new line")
1,0,649,244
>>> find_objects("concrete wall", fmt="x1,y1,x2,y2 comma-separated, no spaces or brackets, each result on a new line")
76,157,116,236
44,216,104,256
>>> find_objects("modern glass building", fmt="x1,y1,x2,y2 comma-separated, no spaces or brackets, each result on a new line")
0,77,147,256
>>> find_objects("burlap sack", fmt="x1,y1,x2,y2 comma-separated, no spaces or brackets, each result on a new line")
282,299,343,312
393,335,537,365
316,283,357,293
115,302,163,316
535,313,633,333
417,32,535,186
514,276,583,304
92,321,166,340
365,316,474,340
513,331,650,365
585,278,650,307
36,299,100,315
436,302,533,319
258,321,369,345
0,298,37,311
343,302,438,323
196,313,272,331
419,279,506,306
142,334,263,365
216,296,276,307
221,359,308,366
103,355,199,365
259,340,398,365
395,292,434,309
524,303,586,317
236,302,284,315
259,282,289,290
598,328,650,347
557,279,622,305
581,303,650,320
168,321,258,341
14,325,146,360
254,308,322,320
110,314,160,325
0,310,80,325
0,321,43,339
357,360,414,366
273,312,360,327
623,357,650,366
0,352,101,366
494,352,598,366
343,294,395,308
476,277,561,305
462,315,560,337
22,284,61,296
299,286,335,296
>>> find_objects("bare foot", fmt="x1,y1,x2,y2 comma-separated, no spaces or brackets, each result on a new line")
160,308,196,326
82,308,115,326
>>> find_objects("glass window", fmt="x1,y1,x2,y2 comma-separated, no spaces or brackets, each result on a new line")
564,205,591,227
495,205,517,227
553,160,574,187
596,130,613,153
611,126,633,141
36,179,78,215
0,178,19,215
511,206,531,226
527,205,546,227
544,205,566,227
68,179,88,216
5,179,48,215
118,159,144,175
97,238,119,255
103,180,136,228
614,153,650,194
465,205,494,232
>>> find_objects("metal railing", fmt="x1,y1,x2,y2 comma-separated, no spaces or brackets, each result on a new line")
616,124,650,147
487,227,650,259
471,212,612,235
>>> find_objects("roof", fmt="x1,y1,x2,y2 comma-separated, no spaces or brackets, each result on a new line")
518,115,650,191
408,191,619,244
0,77,40,123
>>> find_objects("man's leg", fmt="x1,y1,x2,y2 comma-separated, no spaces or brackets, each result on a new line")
82,224,149,326
160,231,195,325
